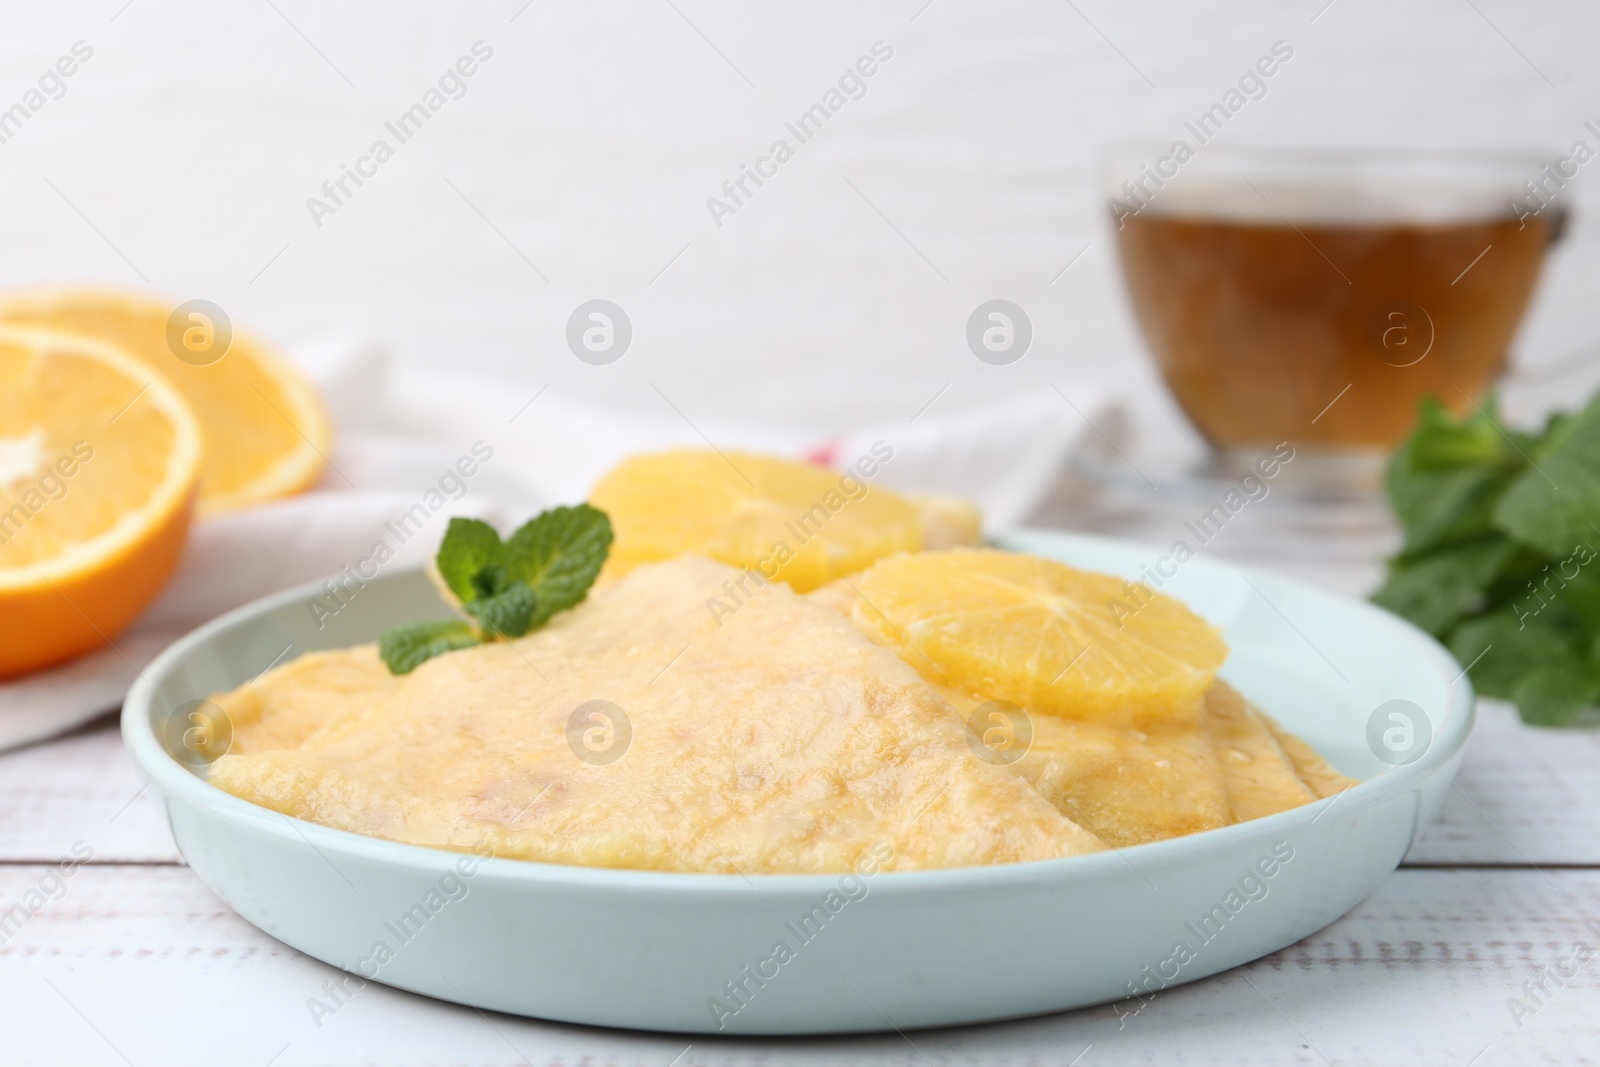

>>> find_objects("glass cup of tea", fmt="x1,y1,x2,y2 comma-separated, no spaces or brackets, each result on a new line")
1105,145,1565,489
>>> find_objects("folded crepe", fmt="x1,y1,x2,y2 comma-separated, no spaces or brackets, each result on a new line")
808,578,1357,850
941,680,1353,849
207,556,1106,873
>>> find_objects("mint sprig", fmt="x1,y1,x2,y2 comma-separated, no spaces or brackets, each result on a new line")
379,504,613,674
1373,394,1600,725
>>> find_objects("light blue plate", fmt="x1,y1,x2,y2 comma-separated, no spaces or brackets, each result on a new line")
121,528,1472,1035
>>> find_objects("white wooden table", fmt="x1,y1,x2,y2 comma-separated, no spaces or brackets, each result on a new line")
3,516,1598,1066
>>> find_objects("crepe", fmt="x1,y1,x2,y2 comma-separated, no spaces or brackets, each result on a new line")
219,648,400,754
807,582,1357,849
207,556,1107,874
1007,681,1353,848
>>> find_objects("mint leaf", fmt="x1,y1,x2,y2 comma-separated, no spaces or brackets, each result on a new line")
1500,553,1600,637
1377,394,1600,726
503,504,613,626
1512,661,1600,726
1395,465,1521,560
1371,537,1516,637
379,619,482,675
1495,391,1600,558
1447,610,1580,700
1404,396,1507,470
1386,399,1525,559
462,579,537,639
437,518,506,602
449,548,538,636
1567,571,1600,646
470,562,510,599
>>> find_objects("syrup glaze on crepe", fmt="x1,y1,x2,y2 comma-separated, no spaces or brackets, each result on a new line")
924,679,1348,850
809,571,1354,850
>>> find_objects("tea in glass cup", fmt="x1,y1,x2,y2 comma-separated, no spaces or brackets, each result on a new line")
1108,147,1562,459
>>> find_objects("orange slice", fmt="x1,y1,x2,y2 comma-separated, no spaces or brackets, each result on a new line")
0,326,202,678
590,450,924,592
0,286,329,515
850,548,1228,724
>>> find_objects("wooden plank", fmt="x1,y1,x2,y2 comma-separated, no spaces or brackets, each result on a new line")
0,717,180,865
1406,699,1600,867
0,865,1596,1065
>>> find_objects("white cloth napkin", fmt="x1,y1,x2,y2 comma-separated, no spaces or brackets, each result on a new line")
0,341,1101,752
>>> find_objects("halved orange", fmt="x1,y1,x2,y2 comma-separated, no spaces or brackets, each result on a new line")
590,450,924,592
0,287,329,515
0,326,202,678
850,548,1228,724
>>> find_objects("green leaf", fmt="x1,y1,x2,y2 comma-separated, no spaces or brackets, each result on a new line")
1447,609,1582,700
379,619,482,675
502,504,613,626
1494,391,1600,557
1403,396,1506,470
1371,537,1517,637
1481,543,1564,610
1396,465,1523,560
1503,554,1600,633
436,518,505,602
1512,660,1600,726
1377,393,1600,727
1385,398,1526,559
469,562,510,598
462,579,537,639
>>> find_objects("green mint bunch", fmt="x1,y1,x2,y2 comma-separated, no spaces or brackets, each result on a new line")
1373,394,1600,725
379,504,613,674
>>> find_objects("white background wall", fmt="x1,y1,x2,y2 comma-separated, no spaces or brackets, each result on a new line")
1,0,1596,433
